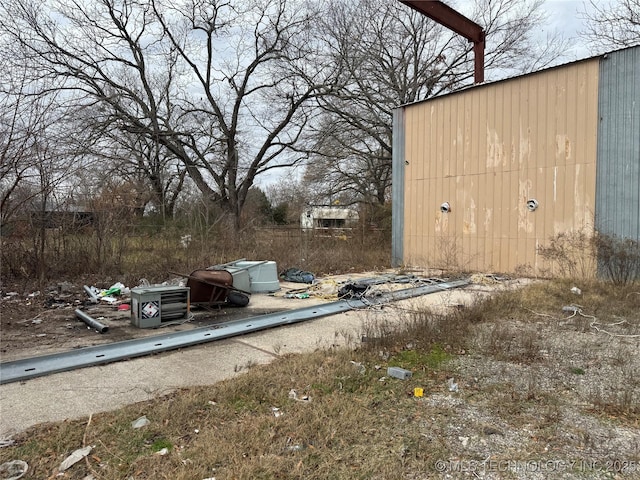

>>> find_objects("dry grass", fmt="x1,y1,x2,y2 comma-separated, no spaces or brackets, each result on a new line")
1,226,391,287
1,279,640,479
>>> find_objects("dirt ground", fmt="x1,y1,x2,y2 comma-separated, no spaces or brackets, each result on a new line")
0,279,318,363
0,272,410,363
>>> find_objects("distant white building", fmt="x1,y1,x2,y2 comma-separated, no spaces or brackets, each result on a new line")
301,206,359,230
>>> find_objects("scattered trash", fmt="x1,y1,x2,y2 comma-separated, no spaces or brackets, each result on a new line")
562,305,579,313
31,319,42,325
350,360,366,374
99,295,118,304
0,440,15,448
271,407,283,417
208,401,217,406
138,278,151,288
194,429,199,434
280,268,315,284
83,286,99,304
59,446,92,472
27,291,40,298
84,282,130,304
288,389,311,402
131,415,151,429
285,445,304,452
338,283,369,299
283,292,310,299
118,304,131,311
570,286,582,295
387,367,412,380
0,459,28,479
75,309,109,334
414,387,424,397
155,448,169,456
447,378,459,392
102,282,126,297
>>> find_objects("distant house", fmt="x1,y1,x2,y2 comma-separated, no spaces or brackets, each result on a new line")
301,206,359,230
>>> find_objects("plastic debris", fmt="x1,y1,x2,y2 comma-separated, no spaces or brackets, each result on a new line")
288,389,311,402
285,445,304,452
101,282,125,297
283,292,310,299
570,286,582,295
387,367,412,380
155,448,169,456
131,415,151,429
0,440,15,448
280,268,315,284
59,446,92,472
0,460,28,480
414,387,424,397
447,378,459,392
271,407,283,417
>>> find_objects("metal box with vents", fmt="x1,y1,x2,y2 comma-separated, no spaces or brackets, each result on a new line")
130,286,190,328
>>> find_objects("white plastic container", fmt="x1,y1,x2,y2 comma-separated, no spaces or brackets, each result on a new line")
227,260,280,293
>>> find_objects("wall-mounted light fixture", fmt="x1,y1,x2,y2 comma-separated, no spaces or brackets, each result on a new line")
440,202,451,213
526,199,539,212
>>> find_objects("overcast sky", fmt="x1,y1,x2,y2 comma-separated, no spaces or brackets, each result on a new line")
544,0,594,61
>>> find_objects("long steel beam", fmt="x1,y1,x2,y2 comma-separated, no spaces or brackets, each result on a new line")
0,279,468,385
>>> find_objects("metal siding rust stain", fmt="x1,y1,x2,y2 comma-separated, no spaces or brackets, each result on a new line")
486,127,506,169
518,178,534,234
555,134,572,162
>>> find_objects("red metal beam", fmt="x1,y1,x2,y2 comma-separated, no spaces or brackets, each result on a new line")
400,0,485,83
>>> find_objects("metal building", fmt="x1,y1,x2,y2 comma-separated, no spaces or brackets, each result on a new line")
392,45,640,276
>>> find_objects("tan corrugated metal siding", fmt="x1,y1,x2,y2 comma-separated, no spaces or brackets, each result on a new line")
403,58,600,275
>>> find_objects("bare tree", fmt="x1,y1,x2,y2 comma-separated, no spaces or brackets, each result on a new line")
579,0,640,52
0,67,68,232
73,109,188,219
304,0,569,205
1,0,337,230
0,63,84,280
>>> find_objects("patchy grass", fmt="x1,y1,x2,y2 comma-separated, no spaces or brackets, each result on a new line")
1,279,640,479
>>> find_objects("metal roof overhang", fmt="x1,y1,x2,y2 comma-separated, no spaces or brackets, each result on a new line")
400,0,485,83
